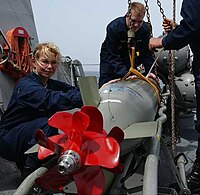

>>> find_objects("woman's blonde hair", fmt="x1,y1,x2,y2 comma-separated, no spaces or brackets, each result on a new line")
33,42,61,62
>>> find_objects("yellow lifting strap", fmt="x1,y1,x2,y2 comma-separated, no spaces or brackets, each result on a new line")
122,46,136,80
122,47,160,103
129,67,160,103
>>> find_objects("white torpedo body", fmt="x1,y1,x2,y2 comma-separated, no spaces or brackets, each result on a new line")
98,79,159,132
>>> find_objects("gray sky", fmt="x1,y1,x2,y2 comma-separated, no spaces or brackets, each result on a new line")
30,0,182,68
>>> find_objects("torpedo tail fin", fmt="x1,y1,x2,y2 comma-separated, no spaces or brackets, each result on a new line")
78,76,101,106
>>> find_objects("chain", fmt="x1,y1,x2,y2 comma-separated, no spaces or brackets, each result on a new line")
152,0,167,79
156,0,166,20
143,0,160,78
144,0,153,36
128,0,131,14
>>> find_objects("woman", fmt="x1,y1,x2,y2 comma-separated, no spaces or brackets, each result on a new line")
0,42,83,176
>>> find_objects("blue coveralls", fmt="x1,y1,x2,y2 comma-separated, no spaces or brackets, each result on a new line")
0,72,83,168
99,16,154,88
162,0,200,152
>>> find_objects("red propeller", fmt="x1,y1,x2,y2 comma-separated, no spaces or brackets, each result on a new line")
35,106,124,195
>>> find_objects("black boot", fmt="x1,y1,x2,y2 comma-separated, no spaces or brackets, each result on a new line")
187,151,200,193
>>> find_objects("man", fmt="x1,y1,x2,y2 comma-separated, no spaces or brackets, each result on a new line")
99,2,154,88
0,42,83,179
149,0,200,192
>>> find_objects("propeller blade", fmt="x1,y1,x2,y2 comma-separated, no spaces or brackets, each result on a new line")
70,111,90,147
48,111,72,134
25,144,39,154
81,106,105,135
82,135,120,168
35,166,72,192
37,134,63,159
37,134,81,159
107,126,124,144
73,166,105,195
35,129,62,154
72,111,90,133
38,145,54,160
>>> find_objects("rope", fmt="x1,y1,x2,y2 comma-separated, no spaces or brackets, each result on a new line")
155,0,177,157
169,0,177,157
147,48,164,75
173,0,176,24
169,50,176,157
